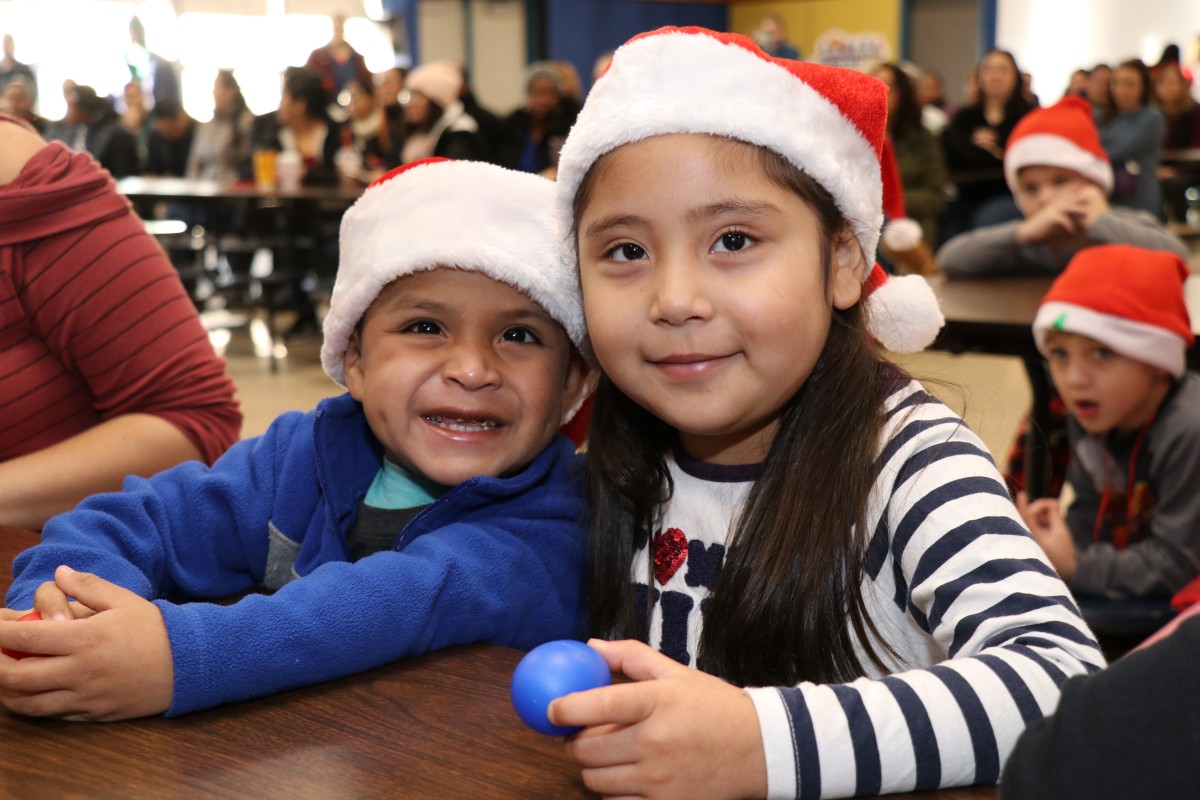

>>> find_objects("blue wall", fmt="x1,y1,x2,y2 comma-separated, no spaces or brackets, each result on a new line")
546,0,728,93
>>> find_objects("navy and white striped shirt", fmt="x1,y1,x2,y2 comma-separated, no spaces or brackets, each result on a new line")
632,380,1104,799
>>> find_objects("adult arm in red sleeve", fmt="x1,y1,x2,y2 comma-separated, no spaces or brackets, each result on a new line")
0,118,242,529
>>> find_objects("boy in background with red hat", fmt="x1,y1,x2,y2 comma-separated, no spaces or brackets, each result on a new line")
938,97,1186,277
1017,244,1200,600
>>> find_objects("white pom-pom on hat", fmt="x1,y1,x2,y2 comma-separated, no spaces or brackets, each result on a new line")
881,217,924,253
863,264,945,352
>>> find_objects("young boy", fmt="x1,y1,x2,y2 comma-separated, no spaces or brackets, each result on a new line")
937,97,1187,277
1017,244,1200,599
0,158,591,720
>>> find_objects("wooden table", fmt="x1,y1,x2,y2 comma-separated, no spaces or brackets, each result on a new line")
929,274,1200,497
1,527,997,799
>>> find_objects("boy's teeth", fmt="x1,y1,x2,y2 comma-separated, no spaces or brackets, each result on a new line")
426,416,499,432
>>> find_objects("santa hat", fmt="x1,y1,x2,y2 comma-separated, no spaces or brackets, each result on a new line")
405,60,462,109
1033,245,1193,378
555,26,943,352
1005,96,1113,194
321,158,585,386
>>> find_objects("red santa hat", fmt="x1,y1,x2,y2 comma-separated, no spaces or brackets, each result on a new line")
555,26,943,353
1033,245,1194,378
1004,96,1113,194
321,158,586,387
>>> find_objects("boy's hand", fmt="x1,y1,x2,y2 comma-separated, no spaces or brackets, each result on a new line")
1017,184,1107,246
0,566,174,721
1016,491,1077,581
550,639,767,800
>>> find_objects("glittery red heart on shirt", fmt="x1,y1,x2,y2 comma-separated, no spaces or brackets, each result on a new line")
652,527,688,585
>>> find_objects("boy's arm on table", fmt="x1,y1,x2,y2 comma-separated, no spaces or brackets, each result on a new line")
5,418,296,609
0,424,295,720
744,405,1103,799
935,221,1055,278
1085,209,1190,259
159,507,587,716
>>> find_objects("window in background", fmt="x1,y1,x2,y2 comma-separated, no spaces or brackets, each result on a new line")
0,0,394,122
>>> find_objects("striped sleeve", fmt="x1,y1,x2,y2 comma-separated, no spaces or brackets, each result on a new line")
746,381,1105,800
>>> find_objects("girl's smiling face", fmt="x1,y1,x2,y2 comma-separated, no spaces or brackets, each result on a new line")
577,134,863,465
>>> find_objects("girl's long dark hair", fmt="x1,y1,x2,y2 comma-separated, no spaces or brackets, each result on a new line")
578,143,896,687
881,63,924,144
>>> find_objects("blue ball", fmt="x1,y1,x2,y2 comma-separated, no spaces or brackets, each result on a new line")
511,640,612,736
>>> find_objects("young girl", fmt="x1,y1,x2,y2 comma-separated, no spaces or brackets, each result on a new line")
548,27,1105,799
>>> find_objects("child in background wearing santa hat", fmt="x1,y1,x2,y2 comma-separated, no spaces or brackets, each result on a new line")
937,96,1187,278
1017,245,1200,600
0,158,591,721
547,27,1102,800
1001,245,1200,800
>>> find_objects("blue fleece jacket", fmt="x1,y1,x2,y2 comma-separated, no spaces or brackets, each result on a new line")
7,393,588,716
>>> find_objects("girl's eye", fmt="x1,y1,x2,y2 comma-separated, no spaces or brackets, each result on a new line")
607,243,647,262
402,320,443,335
711,231,752,254
1093,347,1114,361
501,326,542,345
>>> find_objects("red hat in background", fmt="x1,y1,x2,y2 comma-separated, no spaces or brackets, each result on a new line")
1005,96,1113,194
1033,244,1193,377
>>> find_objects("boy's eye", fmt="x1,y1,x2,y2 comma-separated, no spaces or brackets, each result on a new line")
711,231,751,254
501,326,542,345
1093,347,1114,360
402,320,443,335
607,242,647,262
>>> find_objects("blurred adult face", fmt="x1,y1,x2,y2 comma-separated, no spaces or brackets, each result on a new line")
277,89,299,126
1111,66,1145,113
978,51,1017,102
2,83,31,117
1154,66,1190,107
376,68,404,107
527,76,559,118
918,73,942,106
348,81,375,120
213,78,236,113
403,90,431,125
124,81,145,112
1087,67,1111,105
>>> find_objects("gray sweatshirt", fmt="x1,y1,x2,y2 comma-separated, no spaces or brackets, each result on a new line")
1066,374,1200,598
936,206,1188,278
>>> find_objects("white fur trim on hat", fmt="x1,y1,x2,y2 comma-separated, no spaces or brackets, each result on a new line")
321,159,585,386
1033,301,1187,378
556,29,883,272
1005,133,1114,195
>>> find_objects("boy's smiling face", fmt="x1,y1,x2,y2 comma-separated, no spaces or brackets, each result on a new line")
343,268,587,487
